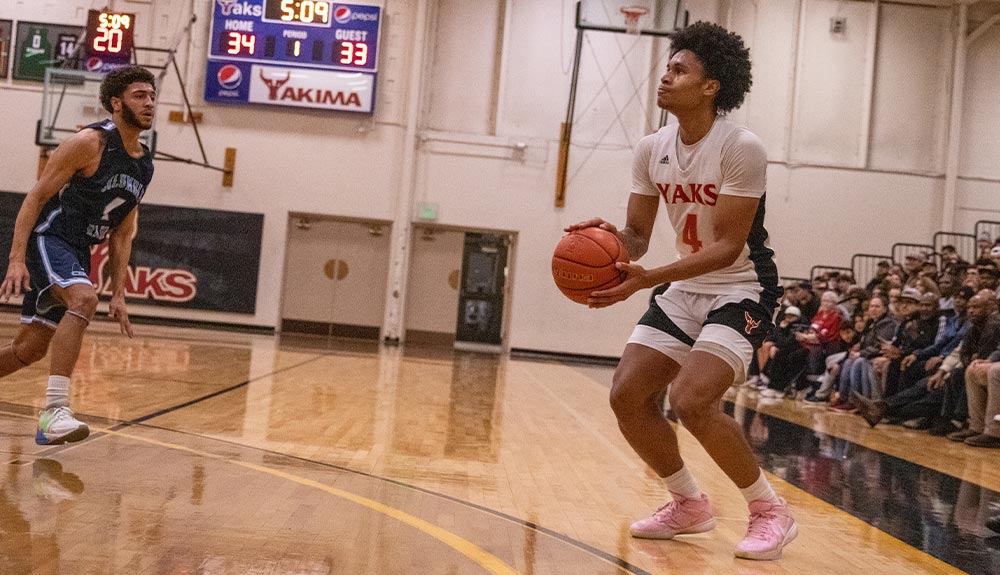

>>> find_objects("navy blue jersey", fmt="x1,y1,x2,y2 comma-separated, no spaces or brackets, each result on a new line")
33,120,154,249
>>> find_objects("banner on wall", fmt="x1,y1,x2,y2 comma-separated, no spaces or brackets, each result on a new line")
0,192,264,314
0,20,12,79
12,21,84,81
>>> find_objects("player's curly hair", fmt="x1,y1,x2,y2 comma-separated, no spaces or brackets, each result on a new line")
670,21,752,114
99,66,156,113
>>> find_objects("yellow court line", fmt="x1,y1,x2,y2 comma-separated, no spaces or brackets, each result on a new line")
104,430,521,575
0,411,518,575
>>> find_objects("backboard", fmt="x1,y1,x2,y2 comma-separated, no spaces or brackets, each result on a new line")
36,68,156,151
577,0,685,37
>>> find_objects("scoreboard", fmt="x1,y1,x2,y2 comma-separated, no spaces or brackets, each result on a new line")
83,10,135,73
205,0,381,114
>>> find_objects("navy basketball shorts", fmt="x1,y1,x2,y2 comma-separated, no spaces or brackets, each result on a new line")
628,284,776,383
20,235,94,329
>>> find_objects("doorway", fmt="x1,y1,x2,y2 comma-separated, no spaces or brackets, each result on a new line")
280,214,392,340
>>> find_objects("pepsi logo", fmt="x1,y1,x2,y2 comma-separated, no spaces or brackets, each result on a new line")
86,57,103,72
333,5,352,23
217,65,243,90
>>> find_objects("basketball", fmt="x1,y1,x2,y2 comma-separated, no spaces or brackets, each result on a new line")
552,227,629,304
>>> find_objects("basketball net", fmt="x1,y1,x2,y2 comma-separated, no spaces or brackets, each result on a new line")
620,6,648,36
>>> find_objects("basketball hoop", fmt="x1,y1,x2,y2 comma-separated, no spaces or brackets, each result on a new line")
620,6,648,36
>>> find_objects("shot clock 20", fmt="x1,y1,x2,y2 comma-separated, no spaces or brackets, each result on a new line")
205,0,380,114
83,9,135,72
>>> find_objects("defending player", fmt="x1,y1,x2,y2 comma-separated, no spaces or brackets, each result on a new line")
0,66,156,445
567,23,795,560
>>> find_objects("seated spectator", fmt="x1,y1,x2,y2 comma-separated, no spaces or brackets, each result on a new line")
830,295,897,411
834,274,854,298
794,280,820,321
938,274,958,317
977,259,999,292
866,260,891,292
978,231,994,260
838,286,867,320
947,290,1000,447
919,261,939,280
893,292,944,390
796,291,843,346
852,288,974,429
991,245,1000,269
758,306,808,397
903,253,925,283
806,322,860,403
812,275,829,299
878,288,940,398
939,245,965,267
964,266,981,290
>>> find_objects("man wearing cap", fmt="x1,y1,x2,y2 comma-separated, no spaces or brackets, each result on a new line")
875,287,939,398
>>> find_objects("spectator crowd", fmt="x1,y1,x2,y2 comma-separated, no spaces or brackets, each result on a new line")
746,233,1000,451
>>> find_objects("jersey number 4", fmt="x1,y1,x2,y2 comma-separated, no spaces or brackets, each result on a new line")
682,214,703,253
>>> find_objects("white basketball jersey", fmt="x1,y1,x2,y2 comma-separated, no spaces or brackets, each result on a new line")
631,117,781,306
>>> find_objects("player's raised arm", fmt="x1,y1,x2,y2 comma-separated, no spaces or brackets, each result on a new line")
1,132,100,301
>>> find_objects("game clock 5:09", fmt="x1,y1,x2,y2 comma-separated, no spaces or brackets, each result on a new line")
85,10,135,58
264,0,331,26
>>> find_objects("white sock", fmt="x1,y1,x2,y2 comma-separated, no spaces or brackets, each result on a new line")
664,465,702,500
740,470,780,504
45,376,71,409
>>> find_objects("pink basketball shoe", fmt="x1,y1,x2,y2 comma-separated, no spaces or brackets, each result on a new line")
734,498,798,560
629,492,716,539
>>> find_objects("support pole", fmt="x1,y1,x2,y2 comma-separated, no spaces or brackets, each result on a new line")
942,2,968,233
380,0,432,343
555,23,585,208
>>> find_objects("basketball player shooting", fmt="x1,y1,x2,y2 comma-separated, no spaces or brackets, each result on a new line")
566,23,796,560
0,66,156,445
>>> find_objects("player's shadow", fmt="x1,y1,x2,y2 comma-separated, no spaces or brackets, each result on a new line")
32,459,85,501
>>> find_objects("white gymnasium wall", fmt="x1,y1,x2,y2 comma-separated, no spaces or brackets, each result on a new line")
1,0,998,357
956,14,1000,229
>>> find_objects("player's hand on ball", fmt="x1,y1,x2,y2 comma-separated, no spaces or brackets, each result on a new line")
587,262,649,308
0,261,31,302
565,218,618,234
108,296,134,339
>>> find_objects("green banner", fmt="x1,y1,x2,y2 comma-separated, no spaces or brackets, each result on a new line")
12,21,83,82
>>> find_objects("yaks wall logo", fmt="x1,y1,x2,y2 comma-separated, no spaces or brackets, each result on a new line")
217,0,262,17
89,244,198,304
218,65,243,90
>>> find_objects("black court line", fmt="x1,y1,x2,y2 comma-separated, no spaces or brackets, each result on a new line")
127,353,328,424
727,400,999,575
13,354,329,458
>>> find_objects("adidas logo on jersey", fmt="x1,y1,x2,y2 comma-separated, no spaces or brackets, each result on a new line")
660,154,670,165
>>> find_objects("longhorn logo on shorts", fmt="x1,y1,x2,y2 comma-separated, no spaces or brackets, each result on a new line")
744,311,762,335
217,65,243,90
333,5,352,23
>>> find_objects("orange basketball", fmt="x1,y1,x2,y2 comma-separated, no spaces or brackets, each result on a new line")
552,227,629,304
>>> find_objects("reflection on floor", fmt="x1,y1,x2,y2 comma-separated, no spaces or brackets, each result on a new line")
0,317,995,574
